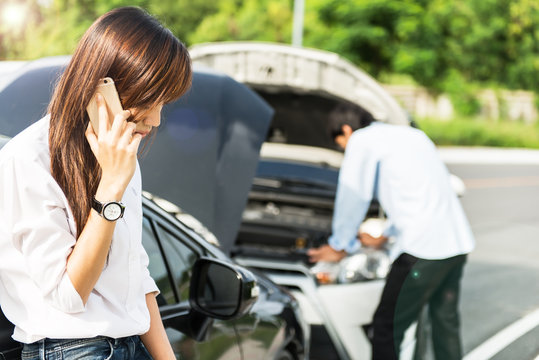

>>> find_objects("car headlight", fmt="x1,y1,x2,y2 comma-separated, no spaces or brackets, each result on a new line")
311,247,391,285
338,248,391,283
310,261,340,284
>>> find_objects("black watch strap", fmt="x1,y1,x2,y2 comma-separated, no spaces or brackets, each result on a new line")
92,197,104,214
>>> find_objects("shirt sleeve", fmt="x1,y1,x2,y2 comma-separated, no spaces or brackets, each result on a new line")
382,221,397,238
328,134,379,253
139,240,159,296
132,162,159,297
0,155,85,313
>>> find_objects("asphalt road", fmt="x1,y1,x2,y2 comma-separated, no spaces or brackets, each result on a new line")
445,161,539,360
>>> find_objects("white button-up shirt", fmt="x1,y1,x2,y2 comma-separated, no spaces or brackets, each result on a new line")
328,122,475,260
0,117,158,343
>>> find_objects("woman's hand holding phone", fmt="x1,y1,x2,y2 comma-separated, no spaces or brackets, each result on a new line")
75,92,142,305
85,93,142,201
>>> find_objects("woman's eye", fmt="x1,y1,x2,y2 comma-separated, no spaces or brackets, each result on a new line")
129,115,144,123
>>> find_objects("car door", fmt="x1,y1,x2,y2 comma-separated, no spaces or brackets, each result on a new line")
141,214,243,360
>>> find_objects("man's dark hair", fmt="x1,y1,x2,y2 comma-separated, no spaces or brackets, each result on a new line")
328,102,375,139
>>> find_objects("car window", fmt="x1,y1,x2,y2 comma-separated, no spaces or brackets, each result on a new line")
141,217,175,305
155,224,198,302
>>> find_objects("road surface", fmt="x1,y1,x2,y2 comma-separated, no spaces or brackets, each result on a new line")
442,148,539,360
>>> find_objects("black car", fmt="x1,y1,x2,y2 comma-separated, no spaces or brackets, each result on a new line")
0,58,308,360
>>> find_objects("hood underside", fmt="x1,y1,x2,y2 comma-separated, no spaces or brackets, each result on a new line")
190,42,412,153
190,41,410,126
139,66,273,251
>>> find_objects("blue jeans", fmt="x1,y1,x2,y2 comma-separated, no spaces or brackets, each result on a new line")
21,335,153,360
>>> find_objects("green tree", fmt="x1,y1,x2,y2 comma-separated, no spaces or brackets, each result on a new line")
147,0,219,45
0,0,218,60
311,0,420,78
188,0,293,44
310,0,539,93
1,0,538,96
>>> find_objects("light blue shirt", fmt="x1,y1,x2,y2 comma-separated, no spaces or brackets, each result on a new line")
328,122,475,260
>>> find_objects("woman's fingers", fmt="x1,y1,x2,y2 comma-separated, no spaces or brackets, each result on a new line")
127,133,143,153
95,94,130,141
85,121,99,154
96,94,109,139
110,109,131,139
88,101,140,195
117,121,136,148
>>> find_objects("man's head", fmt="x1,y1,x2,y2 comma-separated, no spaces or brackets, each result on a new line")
328,102,375,150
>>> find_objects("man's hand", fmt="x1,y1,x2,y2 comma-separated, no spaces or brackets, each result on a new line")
358,233,388,249
307,244,347,263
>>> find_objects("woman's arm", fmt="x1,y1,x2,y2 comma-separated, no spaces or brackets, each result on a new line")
66,94,142,304
65,206,123,304
141,293,176,359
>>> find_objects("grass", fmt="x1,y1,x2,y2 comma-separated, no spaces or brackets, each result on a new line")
416,117,539,149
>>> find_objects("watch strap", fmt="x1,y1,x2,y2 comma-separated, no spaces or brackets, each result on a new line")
92,197,104,215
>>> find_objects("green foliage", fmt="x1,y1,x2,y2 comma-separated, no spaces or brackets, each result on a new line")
1,1,104,59
147,0,219,45
310,0,420,77
0,0,537,96
309,0,539,93
0,0,219,59
417,117,539,149
187,0,293,44
440,70,481,116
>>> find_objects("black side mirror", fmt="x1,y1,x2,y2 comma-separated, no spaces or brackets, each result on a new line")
189,257,259,320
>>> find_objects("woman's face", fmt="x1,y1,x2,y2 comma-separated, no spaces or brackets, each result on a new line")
130,105,163,138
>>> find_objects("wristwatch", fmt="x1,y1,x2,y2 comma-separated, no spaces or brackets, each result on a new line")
92,197,125,221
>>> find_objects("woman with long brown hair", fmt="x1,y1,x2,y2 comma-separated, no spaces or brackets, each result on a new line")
0,7,191,359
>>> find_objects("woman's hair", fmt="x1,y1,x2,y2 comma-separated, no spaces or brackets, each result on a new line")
48,7,192,237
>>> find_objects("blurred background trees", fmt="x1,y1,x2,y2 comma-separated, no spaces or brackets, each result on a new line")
0,0,537,103
308,0,539,114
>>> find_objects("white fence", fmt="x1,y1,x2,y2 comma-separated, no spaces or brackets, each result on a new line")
384,84,538,123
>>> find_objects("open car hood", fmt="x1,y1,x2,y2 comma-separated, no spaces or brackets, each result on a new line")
139,67,272,252
0,57,272,253
190,42,411,151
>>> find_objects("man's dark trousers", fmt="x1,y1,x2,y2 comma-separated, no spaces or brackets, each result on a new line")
371,253,467,360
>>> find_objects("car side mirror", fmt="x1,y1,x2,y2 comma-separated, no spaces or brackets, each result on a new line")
190,257,259,320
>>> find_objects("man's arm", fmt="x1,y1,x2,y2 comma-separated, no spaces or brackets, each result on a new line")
310,133,379,262
358,233,388,249
308,244,347,263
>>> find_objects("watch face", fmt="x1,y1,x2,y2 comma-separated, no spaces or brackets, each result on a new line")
103,202,123,220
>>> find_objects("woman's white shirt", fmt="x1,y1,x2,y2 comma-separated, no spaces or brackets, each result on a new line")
0,116,159,343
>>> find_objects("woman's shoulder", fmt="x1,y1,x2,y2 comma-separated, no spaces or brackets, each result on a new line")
0,116,51,171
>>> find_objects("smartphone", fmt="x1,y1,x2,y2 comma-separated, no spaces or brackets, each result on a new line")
86,77,124,133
